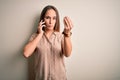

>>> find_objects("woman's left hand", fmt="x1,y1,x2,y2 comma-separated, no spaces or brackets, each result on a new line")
63,16,73,34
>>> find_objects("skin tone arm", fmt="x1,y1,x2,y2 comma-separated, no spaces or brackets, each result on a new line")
62,16,73,57
23,20,45,58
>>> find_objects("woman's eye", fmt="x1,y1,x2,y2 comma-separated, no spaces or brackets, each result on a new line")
45,16,56,20
53,17,56,20
45,16,50,19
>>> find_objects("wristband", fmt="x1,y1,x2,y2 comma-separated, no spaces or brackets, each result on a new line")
62,32,72,37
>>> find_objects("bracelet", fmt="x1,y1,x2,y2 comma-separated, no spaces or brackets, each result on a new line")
62,32,72,37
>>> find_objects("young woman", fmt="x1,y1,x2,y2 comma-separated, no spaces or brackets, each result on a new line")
23,5,73,80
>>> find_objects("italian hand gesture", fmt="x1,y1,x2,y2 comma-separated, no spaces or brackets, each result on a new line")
63,16,73,37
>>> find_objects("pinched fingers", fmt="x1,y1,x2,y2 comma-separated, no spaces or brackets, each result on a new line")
63,16,73,33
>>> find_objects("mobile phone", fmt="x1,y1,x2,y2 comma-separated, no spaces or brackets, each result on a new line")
42,19,46,30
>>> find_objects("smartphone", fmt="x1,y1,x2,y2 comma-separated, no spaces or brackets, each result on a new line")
42,19,46,30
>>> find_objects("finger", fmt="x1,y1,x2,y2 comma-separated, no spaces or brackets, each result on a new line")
39,20,45,26
64,18,72,33
39,20,45,25
64,17,73,30
66,17,73,29
39,20,43,25
42,24,46,27
68,17,73,29
41,21,45,25
64,17,69,28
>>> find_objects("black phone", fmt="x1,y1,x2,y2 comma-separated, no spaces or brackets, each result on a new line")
42,20,45,30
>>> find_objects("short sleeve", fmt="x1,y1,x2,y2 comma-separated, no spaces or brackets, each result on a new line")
29,33,37,42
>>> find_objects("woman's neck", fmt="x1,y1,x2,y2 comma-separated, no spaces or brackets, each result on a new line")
44,29,54,39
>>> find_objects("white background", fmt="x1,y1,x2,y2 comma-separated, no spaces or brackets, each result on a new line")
0,0,120,80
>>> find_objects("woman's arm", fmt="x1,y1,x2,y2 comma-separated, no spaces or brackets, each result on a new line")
62,16,73,57
62,36,72,57
23,20,45,58
23,33,43,58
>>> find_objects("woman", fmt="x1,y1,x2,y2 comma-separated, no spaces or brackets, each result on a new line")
23,5,73,80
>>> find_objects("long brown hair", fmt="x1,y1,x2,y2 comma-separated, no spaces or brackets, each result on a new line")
39,5,60,32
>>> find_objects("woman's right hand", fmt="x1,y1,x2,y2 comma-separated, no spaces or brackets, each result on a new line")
37,20,45,34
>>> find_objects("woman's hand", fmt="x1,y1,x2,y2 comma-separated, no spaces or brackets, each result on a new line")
63,16,73,34
37,20,45,34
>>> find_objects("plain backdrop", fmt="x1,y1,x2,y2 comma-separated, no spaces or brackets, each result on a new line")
0,0,120,80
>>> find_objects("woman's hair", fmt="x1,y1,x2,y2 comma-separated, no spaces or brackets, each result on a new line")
39,5,60,32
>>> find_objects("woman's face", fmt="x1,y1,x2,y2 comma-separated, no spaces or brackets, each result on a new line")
44,9,56,31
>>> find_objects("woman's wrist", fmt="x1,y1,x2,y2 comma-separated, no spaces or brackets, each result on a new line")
36,30,44,35
62,31,72,37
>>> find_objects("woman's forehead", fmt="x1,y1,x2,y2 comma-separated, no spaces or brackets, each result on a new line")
45,9,56,16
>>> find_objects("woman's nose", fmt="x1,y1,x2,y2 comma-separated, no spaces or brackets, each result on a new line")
49,19,53,24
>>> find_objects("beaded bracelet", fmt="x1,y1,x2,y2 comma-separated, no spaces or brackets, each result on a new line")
62,32,72,37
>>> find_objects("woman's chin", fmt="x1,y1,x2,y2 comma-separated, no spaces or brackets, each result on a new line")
45,27,54,31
